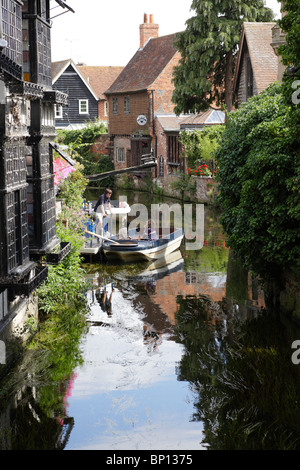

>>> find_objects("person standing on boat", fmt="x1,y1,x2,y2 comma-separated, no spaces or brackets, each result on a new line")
93,188,112,233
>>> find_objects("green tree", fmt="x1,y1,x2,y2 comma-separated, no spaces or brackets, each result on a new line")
277,0,300,140
278,0,300,68
172,0,274,114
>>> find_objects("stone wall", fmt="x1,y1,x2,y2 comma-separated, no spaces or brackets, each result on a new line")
116,173,218,204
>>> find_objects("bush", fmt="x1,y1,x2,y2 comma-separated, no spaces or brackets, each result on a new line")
37,167,88,316
56,120,108,178
217,83,300,280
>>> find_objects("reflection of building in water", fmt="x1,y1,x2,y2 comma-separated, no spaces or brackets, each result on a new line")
147,270,227,325
0,376,74,450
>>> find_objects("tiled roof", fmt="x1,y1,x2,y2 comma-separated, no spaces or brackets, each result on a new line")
77,65,124,99
52,59,71,83
105,33,178,95
234,22,278,93
156,115,186,132
52,59,124,100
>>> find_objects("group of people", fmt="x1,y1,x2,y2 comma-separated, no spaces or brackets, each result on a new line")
93,188,158,241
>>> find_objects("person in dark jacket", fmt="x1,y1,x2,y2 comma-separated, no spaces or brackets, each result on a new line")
93,188,112,233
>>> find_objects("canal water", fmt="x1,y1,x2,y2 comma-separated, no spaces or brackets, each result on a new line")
1,189,300,451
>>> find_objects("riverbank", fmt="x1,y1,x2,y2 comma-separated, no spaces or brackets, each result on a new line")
115,172,218,204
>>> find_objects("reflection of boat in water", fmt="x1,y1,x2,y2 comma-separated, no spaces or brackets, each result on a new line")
102,227,184,261
135,250,184,280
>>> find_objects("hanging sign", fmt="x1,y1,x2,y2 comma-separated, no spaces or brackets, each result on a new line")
137,114,147,126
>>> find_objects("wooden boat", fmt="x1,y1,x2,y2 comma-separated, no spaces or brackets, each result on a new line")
102,227,184,261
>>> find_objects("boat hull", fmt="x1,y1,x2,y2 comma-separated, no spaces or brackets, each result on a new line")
102,229,184,261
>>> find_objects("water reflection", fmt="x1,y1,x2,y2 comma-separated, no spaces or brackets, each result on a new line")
175,287,300,449
0,190,300,449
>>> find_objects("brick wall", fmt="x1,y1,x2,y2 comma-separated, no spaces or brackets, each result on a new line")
107,91,151,136
152,52,181,114
98,99,108,121
155,117,168,178
113,136,131,169
90,134,110,156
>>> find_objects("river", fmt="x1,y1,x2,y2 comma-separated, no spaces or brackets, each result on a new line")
1,189,300,451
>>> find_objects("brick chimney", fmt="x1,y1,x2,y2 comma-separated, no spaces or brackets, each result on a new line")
139,13,159,49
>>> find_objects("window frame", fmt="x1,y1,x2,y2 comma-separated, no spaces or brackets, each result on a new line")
124,96,130,114
112,97,118,114
116,147,125,163
55,104,63,119
79,99,89,115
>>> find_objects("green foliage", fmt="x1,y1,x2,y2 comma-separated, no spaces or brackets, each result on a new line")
180,126,224,163
56,120,109,178
170,171,196,194
172,0,274,114
37,168,88,317
278,0,300,67
217,83,300,280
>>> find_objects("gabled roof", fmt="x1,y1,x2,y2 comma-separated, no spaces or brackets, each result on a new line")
233,22,278,94
52,59,124,100
52,59,71,83
105,33,178,95
77,65,124,100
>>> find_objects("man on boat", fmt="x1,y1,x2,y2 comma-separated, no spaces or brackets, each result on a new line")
93,188,112,233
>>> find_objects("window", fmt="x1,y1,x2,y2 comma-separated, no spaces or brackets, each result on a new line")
79,99,89,114
116,148,125,163
104,101,108,117
124,96,130,114
112,98,118,114
55,105,63,119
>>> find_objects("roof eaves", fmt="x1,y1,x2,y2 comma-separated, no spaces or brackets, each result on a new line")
104,87,149,96
52,58,72,84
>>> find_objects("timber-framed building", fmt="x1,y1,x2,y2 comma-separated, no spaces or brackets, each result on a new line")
0,0,69,343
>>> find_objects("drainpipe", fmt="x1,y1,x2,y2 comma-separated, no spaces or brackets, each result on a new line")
150,89,157,177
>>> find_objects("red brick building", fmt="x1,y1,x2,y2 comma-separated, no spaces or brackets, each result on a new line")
104,14,182,176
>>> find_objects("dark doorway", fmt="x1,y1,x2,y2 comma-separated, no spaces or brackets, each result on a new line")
131,138,151,166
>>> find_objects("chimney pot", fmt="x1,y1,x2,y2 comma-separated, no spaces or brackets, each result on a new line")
139,14,159,48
